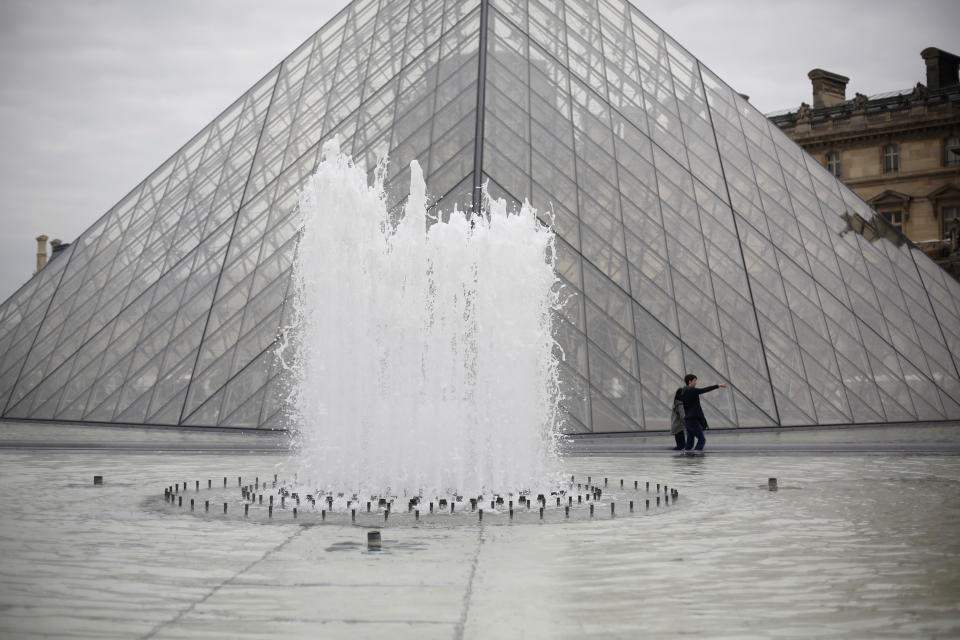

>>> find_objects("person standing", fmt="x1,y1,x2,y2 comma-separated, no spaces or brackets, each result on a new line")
670,387,686,450
681,374,726,452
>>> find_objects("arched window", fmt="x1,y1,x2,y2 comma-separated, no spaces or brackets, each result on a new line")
826,151,840,177
883,144,899,173
946,137,960,166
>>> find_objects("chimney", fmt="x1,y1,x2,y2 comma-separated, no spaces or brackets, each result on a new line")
50,239,69,261
921,47,960,90
35,235,48,273
808,69,850,108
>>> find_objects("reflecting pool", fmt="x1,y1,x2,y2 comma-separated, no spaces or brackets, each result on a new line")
1,443,958,639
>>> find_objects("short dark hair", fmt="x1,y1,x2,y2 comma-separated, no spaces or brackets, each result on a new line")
684,374,697,385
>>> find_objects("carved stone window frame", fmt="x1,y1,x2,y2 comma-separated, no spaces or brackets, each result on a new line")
868,189,912,223
943,205,960,239
929,184,960,239
826,150,841,177
945,136,960,167
882,143,900,174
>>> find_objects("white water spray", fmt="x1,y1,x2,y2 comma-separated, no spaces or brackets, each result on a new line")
281,139,562,500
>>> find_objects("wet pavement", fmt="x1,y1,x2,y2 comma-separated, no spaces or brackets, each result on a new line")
0,421,959,639
566,422,960,456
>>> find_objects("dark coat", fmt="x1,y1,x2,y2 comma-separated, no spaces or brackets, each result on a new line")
681,384,719,420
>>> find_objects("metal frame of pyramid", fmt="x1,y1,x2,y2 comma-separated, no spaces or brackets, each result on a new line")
2,0,960,432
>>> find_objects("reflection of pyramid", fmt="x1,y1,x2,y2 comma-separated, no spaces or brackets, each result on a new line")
2,0,960,432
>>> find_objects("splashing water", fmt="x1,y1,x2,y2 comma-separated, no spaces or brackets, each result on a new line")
280,139,563,500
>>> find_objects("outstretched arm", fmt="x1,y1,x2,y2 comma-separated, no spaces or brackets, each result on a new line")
696,382,726,394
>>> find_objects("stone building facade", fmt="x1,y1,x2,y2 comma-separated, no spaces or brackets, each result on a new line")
769,48,960,278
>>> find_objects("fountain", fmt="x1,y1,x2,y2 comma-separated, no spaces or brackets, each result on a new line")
279,138,564,504
152,141,673,526
151,142,675,525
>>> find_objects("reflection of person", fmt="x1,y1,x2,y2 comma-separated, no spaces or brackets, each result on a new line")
681,374,726,452
670,387,686,450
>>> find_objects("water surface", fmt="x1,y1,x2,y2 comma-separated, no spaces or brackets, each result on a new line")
0,450,957,639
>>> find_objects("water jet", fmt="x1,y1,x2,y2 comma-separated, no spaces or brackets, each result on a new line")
280,141,562,503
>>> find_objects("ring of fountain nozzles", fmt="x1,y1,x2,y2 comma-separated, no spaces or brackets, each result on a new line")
159,473,684,525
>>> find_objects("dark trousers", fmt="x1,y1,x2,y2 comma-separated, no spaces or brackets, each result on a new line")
683,417,706,451
673,432,686,450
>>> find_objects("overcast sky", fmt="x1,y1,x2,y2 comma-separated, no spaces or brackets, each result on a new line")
0,0,957,303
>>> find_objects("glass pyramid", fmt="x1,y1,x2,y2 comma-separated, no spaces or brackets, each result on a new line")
2,0,960,432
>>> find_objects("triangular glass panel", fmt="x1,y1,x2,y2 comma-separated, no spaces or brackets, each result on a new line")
1,0,959,434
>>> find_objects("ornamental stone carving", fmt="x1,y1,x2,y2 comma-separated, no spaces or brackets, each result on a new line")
852,92,869,112
910,82,927,103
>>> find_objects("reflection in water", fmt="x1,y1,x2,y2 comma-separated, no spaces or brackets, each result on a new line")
840,209,910,247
